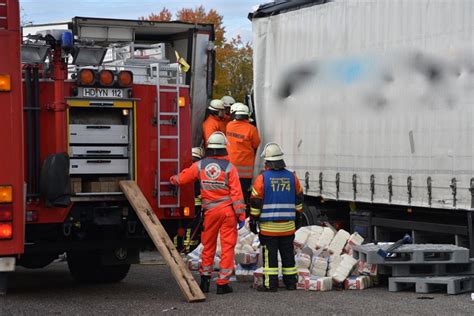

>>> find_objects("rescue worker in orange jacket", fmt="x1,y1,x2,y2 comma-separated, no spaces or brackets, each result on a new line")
202,99,226,146
249,143,304,292
221,95,235,131
170,132,246,295
226,102,261,211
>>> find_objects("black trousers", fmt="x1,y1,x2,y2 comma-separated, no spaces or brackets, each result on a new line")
259,234,297,289
240,178,252,216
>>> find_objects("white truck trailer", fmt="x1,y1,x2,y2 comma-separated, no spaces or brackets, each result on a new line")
250,0,474,254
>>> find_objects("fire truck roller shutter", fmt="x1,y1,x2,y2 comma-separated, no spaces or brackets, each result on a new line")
40,153,72,207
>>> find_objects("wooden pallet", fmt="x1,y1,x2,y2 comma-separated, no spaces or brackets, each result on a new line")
120,181,205,303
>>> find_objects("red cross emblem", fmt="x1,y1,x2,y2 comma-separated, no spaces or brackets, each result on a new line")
205,163,221,180
209,167,217,176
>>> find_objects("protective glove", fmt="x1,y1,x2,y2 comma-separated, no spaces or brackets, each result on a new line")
237,212,246,230
295,211,303,230
249,216,258,234
169,175,178,186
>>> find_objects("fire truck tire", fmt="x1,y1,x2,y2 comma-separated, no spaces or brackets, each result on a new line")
67,251,130,283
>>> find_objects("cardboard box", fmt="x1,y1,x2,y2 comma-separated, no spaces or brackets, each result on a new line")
253,268,264,288
357,261,378,276
297,268,310,290
71,178,82,194
344,275,373,290
235,264,256,282
83,181,101,192
307,276,333,291
235,251,259,265
310,256,329,277
343,232,365,255
187,258,200,271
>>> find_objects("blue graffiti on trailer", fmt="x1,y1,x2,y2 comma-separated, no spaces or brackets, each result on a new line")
325,57,373,84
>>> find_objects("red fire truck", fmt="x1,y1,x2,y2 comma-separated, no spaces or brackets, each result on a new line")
1,0,215,293
0,0,23,294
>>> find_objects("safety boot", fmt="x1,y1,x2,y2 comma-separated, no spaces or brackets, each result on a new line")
285,283,297,291
256,285,277,292
216,284,233,294
200,275,211,293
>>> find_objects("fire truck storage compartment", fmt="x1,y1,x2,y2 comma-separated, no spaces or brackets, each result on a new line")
69,125,128,144
68,106,134,194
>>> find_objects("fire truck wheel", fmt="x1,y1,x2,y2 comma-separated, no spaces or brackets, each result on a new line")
67,251,131,283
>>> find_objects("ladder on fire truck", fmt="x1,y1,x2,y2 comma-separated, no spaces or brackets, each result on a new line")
152,63,182,208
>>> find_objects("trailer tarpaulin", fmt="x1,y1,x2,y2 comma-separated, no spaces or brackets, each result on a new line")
252,0,474,210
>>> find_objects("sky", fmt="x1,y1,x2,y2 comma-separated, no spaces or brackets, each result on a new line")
19,0,265,43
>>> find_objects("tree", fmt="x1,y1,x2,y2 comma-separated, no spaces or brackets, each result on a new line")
139,7,172,21
215,36,253,102
141,6,252,102
176,6,225,47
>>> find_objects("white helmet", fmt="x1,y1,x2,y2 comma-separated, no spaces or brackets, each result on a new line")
230,102,249,116
261,142,284,161
192,147,204,159
208,99,225,111
221,95,236,108
207,132,228,149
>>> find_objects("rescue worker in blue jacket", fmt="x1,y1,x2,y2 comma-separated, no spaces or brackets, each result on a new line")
249,142,304,292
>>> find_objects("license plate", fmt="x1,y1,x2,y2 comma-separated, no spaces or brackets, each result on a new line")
82,87,123,98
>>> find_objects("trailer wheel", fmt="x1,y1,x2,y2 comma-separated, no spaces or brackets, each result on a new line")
67,251,130,283
302,203,323,226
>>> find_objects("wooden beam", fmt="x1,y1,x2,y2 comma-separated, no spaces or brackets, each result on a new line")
120,180,205,303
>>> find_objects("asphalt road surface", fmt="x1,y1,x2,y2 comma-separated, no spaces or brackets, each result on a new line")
1,259,473,315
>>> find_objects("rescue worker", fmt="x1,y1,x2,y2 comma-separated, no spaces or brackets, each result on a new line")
202,99,226,146
183,147,205,252
220,95,235,131
226,102,261,211
170,132,246,295
249,142,304,292
192,147,204,211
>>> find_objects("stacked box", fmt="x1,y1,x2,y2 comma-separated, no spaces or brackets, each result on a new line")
297,268,310,290
316,227,335,250
343,232,364,255
332,254,358,283
71,178,82,193
358,260,378,276
344,275,373,290
83,181,101,192
327,229,350,255
235,264,257,282
294,226,311,248
296,247,313,269
235,251,259,266
310,256,328,277
307,276,333,291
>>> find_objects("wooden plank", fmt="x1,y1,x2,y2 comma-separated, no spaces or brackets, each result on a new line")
120,180,206,303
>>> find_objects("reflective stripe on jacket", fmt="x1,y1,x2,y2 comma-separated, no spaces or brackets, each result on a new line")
173,156,246,214
226,120,261,179
260,169,296,222
194,181,201,206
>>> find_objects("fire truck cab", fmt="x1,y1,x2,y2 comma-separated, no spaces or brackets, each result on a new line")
1,9,215,293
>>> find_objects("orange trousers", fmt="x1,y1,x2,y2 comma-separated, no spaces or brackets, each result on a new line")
199,205,237,285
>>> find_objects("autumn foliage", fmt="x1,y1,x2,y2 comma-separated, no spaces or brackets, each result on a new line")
140,6,253,102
